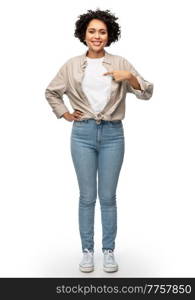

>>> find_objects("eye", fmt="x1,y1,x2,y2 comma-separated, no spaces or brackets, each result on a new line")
88,31,106,34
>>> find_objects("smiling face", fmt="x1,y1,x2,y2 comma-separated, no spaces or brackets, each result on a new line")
84,19,108,56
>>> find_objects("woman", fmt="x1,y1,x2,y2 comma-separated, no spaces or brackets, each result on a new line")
45,9,153,273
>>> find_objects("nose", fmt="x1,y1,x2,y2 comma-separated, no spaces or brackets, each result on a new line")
94,32,100,38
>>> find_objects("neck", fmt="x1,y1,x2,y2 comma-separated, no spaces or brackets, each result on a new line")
86,48,105,58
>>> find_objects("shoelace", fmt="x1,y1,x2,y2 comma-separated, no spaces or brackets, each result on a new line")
104,250,115,263
83,249,93,262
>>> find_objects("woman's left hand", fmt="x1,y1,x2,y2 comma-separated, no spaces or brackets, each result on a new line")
103,70,131,82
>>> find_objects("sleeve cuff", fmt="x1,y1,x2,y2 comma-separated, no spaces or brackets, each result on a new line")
54,106,70,119
130,75,153,100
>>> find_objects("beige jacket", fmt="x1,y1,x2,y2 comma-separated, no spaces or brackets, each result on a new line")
45,50,153,123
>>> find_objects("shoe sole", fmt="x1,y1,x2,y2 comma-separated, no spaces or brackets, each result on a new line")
79,266,94,273
103,266,118,273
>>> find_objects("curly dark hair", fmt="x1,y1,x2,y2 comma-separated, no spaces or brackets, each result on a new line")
74,8,121,47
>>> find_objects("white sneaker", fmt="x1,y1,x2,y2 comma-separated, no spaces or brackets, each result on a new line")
79,248,94,272
103,249,118,272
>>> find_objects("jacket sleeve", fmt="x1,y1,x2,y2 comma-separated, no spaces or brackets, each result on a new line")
123,58,154,100
45,62,70,119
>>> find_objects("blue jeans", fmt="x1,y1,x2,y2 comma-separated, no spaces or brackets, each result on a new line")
70,119,125,252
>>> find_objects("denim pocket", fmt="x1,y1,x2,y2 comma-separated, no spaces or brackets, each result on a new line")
73,120,86,127
110,120,123,127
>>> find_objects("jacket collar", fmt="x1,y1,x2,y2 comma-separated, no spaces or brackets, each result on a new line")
81,49,112,69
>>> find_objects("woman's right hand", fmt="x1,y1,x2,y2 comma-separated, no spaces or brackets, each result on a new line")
62,110,84,122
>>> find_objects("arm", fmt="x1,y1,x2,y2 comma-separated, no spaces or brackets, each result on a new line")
45,62,70,118
126,72,142,90
123,58,154,100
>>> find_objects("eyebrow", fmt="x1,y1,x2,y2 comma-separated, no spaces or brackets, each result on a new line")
88,28,107,31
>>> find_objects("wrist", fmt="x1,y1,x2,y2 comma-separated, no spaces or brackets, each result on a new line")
127,71,132,80
62,112,70,118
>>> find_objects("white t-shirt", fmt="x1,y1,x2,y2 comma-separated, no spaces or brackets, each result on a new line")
81,56,112,113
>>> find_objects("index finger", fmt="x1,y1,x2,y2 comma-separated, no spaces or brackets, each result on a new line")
103,72,113,76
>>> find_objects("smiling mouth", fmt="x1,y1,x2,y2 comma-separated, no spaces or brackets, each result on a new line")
91,42,102,46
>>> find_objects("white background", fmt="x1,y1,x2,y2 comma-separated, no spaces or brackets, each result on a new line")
0,0,194,277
